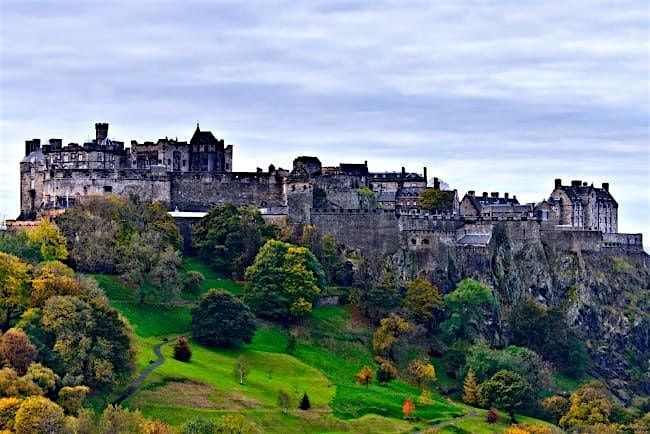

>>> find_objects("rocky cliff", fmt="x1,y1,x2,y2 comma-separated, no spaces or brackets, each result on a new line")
400,223,650,402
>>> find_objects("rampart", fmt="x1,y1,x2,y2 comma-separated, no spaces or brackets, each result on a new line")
310,208,399,253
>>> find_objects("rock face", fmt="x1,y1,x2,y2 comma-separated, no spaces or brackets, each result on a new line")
401,223,650,402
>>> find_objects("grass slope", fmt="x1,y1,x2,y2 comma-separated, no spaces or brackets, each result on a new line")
94,257,558,433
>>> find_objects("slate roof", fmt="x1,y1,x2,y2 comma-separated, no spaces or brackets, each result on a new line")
369,172,425,180
557,185,617,207
340,163,368,176
377,191,396,202
21,148,45,164
466,195,519,212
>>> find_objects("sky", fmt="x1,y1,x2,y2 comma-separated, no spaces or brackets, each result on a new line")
0,1,648,242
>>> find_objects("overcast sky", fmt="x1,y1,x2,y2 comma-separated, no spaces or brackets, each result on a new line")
1,1,648,242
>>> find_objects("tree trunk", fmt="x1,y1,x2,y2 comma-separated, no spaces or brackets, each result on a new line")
509,410,517,424
2,308,13,333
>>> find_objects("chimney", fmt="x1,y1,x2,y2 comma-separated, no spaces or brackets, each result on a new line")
364,160,368,167
504,192,509,199
433,177,440,190
25,140,33,156
582,182,588,187
95,122,109,142
482,192,488,198
423,167,427,182
602,182,609,192
554,178,562,189
401,166,406,177
468,190,475,196
571,180,581,187
491,192,499,198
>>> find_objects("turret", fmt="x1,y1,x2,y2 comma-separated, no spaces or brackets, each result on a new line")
95,122,109,142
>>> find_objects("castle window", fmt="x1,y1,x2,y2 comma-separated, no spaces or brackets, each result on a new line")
411,238,417,245
422,238,429,245
103,186,112,193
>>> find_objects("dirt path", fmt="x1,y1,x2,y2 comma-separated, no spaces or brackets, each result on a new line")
112,338,174,405
415,402,478,433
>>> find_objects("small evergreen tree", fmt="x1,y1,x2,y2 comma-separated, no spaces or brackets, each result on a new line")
486,407,499,424
299,392,311,410
172,337,192,362
462,369,479,405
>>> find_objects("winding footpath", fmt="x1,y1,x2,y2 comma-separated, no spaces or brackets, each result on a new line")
112,338,174,406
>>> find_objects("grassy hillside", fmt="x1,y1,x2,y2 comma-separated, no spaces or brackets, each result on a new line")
93,257,560,433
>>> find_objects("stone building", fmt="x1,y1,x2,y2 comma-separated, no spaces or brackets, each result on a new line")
459,191,520,218
550,179,617,233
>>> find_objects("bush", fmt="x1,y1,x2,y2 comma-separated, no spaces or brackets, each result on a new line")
56,386,89,415
376,357,398,383
0,397,22,431
486,407,498,424
172,337,192,362
183,272,204,294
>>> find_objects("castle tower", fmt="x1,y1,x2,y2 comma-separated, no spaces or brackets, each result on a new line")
95,122,109,142
19,140,46,219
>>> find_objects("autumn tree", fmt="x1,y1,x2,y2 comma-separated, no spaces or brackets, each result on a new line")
233,357,250,385
462,369,479,405
418,389,433,405
14,395,66,434
26,220,68,261
407,359,436,388
559,381,613,430
356,365,374,388
244,240,325,322
30,261,81,307
277,390,291,414
376,357,398,384
372,314,411,359
486,407,499,424
25,363,59,396
98,405,147,434
0,328,38,375
0,252,30,332
479,370,532,423
402,398,415,420
191,290,256,347
57,385,89,415
0,367,42,398
172,337,192,362
404,278,442,325
540,395,569,424
0,396,22,431
193,204,275,278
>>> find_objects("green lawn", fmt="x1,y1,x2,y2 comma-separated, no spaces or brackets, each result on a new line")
182,256,245,296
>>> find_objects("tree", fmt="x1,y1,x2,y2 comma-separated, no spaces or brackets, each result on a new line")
479,370,532,423
418,389,433,405
191,290,257,347
299,392,311,410
462,369,480,405
57,385,89,415
183,271,204,294
352,267,402,323
404,278,442,325
0,230,42,262
98,404,146,434
277,390,291,414
30,261,81,307
440,278,496,342
300,226,346,285
21,296,134,392
193,204,275,278
182,417,216,434
244,240,325,322
0,328,38,375
0,396,22,431
26,220,68,261
402,398,415,420
372,314,411,358
0,367,42,398
25,363,59,395
540,395,569,424
14,395,66,434
172,337,192,362
419,188,453,213
376,357,398,383
233,357,250,385
356,365,374,388
486,407,499,424
0,252,30,332
505,425,553,434
215,414,261,434
559,381,613,430
407,359,436,388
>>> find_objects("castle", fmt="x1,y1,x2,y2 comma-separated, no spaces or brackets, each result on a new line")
18,123,644,255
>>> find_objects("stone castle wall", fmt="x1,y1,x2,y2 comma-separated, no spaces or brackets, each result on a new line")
310,208,400,253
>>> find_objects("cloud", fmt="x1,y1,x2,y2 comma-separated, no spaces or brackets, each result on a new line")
0,0,648,243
